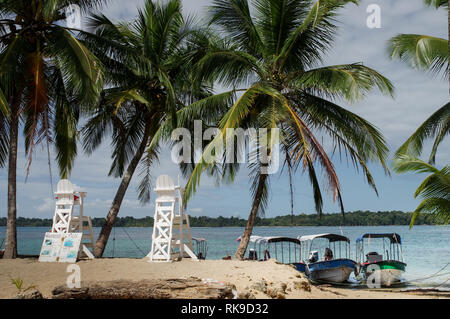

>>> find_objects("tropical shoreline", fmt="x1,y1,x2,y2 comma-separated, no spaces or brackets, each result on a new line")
0,211,441,228
0,258,448,299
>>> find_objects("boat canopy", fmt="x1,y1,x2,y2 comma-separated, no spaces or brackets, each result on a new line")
356,233,402,244
298,233,350,243
243,236,301,245
192,237,207,243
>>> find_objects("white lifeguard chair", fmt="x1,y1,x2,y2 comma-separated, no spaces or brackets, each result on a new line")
147,175,197,262
51,179,95,259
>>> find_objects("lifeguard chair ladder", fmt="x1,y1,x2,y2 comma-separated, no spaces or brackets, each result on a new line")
147,175,197,262
51,179,95,259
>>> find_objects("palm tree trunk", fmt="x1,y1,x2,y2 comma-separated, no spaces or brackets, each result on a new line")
93,128,151,258
234,172,268,260
4,101,19,259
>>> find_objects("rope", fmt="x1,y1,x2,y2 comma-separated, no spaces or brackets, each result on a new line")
433,277,450,289
121,227,147,257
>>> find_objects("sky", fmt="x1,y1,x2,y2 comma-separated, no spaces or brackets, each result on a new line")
0,0,448,220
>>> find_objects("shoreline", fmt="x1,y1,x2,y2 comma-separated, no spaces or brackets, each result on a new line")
0,258,448,299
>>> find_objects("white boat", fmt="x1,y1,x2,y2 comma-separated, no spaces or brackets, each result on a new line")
356,233,407,287
239,235,302,264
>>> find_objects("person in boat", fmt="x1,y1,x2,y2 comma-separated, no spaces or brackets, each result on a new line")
324,248,333,261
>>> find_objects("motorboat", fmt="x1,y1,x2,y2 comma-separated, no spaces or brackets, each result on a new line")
355,233,406,287
297,233,357,283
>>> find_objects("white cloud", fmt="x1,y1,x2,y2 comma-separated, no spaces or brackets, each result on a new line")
35,198,55,213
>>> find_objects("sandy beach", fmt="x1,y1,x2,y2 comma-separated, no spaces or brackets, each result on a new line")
0,258,447,299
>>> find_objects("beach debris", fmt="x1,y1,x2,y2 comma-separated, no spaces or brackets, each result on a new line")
10,277,40,298
16,289,43,299
293,280,312,292
265,282,287,299
250,279,268,293
51,278,236,299
238,291,256,299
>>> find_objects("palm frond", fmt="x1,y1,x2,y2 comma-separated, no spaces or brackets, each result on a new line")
295,63,394,102
394,155,450,227
209,0,264,55
0,88,8,115
395,102,449,163
389,34,449,77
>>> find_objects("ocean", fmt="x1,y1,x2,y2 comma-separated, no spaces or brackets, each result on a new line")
1,225,449,288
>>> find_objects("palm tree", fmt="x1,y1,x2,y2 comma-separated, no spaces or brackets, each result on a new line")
389,0,449,163
80,0,216,258
0,0,104,258
389,0,449,227
182,0,394,260
394,155,450,227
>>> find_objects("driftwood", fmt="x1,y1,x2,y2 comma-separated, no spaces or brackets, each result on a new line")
52,278,236,299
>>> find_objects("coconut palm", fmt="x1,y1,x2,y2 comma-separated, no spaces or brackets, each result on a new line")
182,0,394,260
394,155,450,227
389,0,449,227
0,0,104,258
80,0,218,257
389,0,449,163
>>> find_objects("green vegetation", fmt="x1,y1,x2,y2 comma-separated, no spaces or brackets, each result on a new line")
394,156,450,227
79,0,214,258
10,277,36,293
389,0,449,227
0,211,439,228
0,0,104,258
183,0,394,259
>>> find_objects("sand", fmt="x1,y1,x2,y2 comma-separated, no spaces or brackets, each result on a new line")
0,258,446,299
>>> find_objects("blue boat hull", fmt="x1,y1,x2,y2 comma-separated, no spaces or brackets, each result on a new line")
306,259,357,283
293,262,307,273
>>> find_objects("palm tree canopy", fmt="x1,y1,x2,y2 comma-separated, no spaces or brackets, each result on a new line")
389,0,449,163
81,0,216,203
0,0,104,178
394,155,450,226
183,0,394,217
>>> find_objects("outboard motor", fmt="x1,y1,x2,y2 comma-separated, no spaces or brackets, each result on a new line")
308,251,319,263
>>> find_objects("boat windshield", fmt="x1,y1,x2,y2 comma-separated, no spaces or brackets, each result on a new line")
243,236,301,264
356,234,404,263
299,234,351,263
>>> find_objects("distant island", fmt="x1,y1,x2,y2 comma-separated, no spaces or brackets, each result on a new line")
0,211,438,228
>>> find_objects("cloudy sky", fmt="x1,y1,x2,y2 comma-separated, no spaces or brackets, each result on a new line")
0,0,448,220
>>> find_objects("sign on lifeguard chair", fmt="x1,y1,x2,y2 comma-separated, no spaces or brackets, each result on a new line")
39,179,95,262
147,175,198,262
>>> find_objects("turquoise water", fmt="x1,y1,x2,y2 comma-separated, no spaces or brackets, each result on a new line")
1,225,449,287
